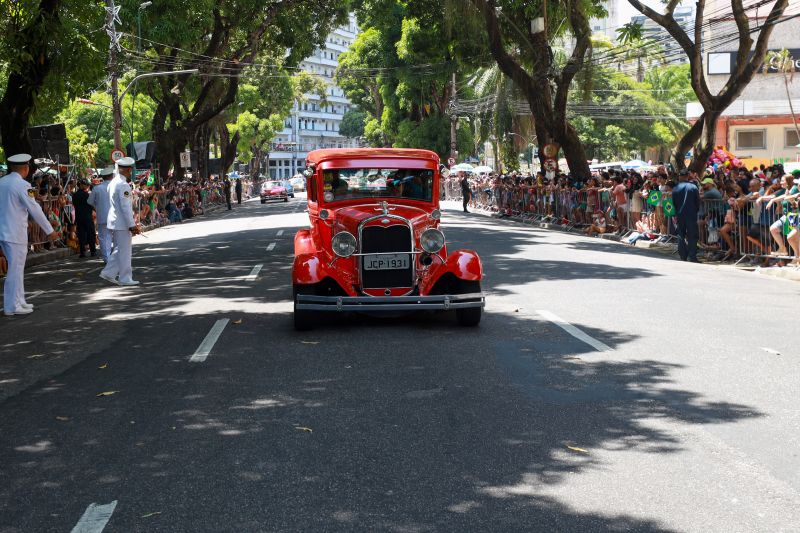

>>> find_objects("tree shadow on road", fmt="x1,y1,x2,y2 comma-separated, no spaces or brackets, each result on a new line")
0,304,761,532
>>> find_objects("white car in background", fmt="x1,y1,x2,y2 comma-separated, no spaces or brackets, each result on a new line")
290,176,306,191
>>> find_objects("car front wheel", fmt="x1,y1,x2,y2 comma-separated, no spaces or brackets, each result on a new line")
260,198,266,204
455,280,482,327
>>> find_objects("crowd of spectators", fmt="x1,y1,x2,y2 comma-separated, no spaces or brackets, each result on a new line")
444,163,800,266
0,163,255,274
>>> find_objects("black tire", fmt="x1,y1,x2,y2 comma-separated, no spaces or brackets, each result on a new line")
455,280,482,327
284,197,289,202
293,285,316,331
260,198,266,204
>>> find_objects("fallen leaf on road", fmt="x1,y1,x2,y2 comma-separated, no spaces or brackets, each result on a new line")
55,416,70,421
98,364,108,369
301,341,319,345
141,512,161,518
566,445,588,453
27,354,45,359
295,426,313,433
232,319,243,325
96,391,119,397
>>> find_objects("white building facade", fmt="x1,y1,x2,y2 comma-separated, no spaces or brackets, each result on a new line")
267,14,361,179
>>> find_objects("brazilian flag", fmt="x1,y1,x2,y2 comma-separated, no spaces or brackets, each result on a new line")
663,197,676,217
146,171,155,186
647,190,661,206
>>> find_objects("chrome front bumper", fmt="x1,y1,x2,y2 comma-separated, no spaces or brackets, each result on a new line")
296,293,485,312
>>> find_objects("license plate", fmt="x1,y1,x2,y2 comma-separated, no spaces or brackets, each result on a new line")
363,254,410,270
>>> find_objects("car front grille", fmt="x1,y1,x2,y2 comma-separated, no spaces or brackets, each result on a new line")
360,224,413,289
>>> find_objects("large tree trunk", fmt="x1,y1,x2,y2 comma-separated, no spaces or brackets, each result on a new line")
0,0,61,156
689,111,721,174
558,124,590,180
670,114,704,171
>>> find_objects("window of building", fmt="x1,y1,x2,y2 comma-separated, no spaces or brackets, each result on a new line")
786,128,800,148
736,130,766,150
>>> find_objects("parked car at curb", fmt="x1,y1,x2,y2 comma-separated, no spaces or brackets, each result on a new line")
291,148,485,330
260,181,289,203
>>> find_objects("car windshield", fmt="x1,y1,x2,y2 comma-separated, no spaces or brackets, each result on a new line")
322,168,434,203
265,182,281,188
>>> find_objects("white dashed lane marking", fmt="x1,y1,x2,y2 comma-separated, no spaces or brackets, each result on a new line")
190,319,230,363
266,242,276,252
27,291,44,300
536,310,613,353
277,230,284,236
70,500,117,533
246,264,263,282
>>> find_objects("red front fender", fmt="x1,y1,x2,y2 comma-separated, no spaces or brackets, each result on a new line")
420,249,483,295
292,230,356,294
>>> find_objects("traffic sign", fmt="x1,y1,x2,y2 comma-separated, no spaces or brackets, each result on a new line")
543,158,557,171
110,149,125,163
543,143,559,158
180,151,191,168
447,157,456,167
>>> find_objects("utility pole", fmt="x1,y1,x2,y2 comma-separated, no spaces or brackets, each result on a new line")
105,0,123,151
449,71,457,162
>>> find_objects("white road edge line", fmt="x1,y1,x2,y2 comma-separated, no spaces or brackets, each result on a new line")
190,319,230,363
536,310,613,353
70,500,118,533
277,230,284,236
27,290,44,300
246,264,263,282
266,242,276,251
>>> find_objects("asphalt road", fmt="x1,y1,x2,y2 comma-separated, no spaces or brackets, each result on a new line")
1,196,799,532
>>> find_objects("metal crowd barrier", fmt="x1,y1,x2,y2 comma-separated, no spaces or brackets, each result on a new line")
450,180,799,266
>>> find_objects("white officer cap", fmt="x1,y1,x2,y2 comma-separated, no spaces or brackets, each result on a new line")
99,167,115,177
7,153,32,165
117,157,136,168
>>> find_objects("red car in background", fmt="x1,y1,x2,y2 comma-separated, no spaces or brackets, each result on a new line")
260,181,289,203
291,148,485,330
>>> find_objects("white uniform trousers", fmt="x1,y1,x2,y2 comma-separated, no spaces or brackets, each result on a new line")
1,241,28,313
97,225,112,262
100,229,134,283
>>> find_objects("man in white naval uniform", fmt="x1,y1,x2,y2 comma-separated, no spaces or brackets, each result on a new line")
0,154,56,316
99,157,140,286
87,166,114,261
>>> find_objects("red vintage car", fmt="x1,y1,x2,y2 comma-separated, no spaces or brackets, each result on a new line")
292,148,484,330
260,180,289,203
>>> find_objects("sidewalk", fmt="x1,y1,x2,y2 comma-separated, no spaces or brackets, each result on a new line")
442,201,800,283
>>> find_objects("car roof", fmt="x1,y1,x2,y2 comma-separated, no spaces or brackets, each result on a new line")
306,148,440,166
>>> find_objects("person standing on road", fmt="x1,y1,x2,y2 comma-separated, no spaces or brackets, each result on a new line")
672,169,701,262
224,177,232,210
72,179,96,258
0,154,56,316
100,158,141,286
235,178,242,205
88,167,114,262
459,172,470,213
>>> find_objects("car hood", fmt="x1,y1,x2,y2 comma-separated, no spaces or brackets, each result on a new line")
264,187,286,193
330,203,433,235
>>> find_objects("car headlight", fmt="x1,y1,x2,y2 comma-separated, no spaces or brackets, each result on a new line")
420,228,445,253
331,231,357,258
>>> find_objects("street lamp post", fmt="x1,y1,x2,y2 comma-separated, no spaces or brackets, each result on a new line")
128,1,153,155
